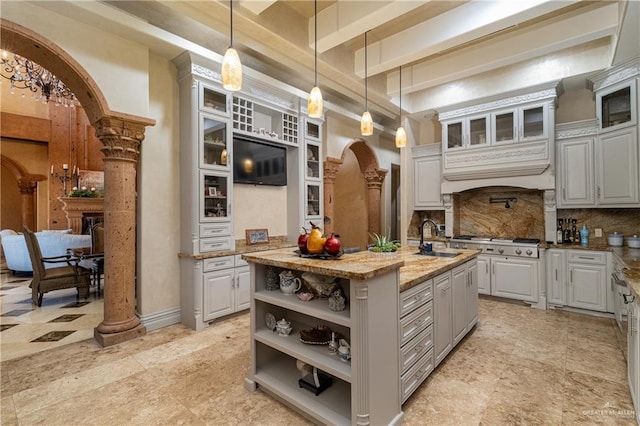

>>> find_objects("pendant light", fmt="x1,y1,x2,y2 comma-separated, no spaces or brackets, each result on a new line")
308,0,323,118
395,65,407,148
360,31,373,136
221,0,242,91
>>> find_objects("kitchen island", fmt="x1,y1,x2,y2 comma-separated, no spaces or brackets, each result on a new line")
242,246,478,425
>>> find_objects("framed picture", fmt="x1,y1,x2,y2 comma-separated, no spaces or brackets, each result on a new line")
246,228,269,245
207,187,217,196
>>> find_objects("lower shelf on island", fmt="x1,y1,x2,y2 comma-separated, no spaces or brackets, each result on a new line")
253,351,352,425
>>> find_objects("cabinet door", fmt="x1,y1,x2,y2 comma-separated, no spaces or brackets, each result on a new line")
477,255,491,295
546,250,566,306
557,138,595,207
452,265,468,346
201,171,232,223
466,261,478,329
492,109,516,143
200,112,232,171
414,156,442,208
305,142,321,181
305,183,322,221
629,301,640,416
235,266,251,311
519,104,546,141
444,121,464,149
468,115,489,146
203,269,234,321
597,128,639,206
597,79,637,131
434,273,452,366
567,263,607,312
491,257,539,303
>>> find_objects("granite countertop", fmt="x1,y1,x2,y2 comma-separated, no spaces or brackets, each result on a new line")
241,246,479,288
544,240,615,251
611,247,640,298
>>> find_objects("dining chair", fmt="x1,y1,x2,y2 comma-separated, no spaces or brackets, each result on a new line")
23,227,91,306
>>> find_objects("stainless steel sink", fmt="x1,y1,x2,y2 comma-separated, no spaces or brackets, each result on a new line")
415,251,460,258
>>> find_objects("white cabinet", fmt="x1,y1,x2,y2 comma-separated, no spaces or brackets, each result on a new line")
412,144,443,209
477,255,490,295
203,268,235,321
566,251,608,312
546,249,566,306
596,78,637,133
452,261,478,346
628,295,640,423
492,103,548,144
487,257,539,303
434,272,453,366
443,114,489,149
556,124,639,208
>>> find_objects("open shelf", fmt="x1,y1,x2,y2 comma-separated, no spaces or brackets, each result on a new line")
254,347,351,425
255,290,351,327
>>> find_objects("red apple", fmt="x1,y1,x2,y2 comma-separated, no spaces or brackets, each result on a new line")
298,227,309,254
324,233,342,255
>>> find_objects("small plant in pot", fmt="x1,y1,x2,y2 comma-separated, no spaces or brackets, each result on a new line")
367,233,401,253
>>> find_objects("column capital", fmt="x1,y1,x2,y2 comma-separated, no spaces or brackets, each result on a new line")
323,157,343,184
95,116,148,162
363,166,387,189
18,174,46,194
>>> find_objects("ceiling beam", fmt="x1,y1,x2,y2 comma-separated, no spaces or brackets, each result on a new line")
355,0,581,78
311,0,428,53
386,2,619,96
239,0,277,16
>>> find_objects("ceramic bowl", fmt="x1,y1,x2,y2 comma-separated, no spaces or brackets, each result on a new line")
608,233,624,247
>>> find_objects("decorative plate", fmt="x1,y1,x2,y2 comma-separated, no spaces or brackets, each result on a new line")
294,249,343,260
265,313,276,332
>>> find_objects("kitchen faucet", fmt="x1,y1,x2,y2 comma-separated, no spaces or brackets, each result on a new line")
419,218,439,253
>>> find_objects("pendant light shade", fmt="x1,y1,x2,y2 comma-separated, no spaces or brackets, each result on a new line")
361,111,373,135
395,65,406,148
308,0,323,118
361,31,373,136
222,0,242,92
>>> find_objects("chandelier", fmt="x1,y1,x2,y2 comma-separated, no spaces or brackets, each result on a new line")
1,50,76,106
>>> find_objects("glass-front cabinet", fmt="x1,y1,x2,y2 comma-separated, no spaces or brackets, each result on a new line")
199,84,229,116
201,171,230,222
306,183,321,220
596,79,637,132
521,105,545,139
491,103,547,144
200,112,231,170
468,116,489,146
493,110,515,143
305,142,321,180
445,121,463,149
443,115,489,149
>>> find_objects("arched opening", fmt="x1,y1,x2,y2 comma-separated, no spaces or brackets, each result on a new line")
323,140,387,250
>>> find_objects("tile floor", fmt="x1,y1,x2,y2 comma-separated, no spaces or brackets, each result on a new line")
1,287,637,424
0,264,104,362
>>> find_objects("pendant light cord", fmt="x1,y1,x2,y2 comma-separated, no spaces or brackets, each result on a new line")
399,65,402,120
314,0,318,87
365,31,368,112
230,0,234,48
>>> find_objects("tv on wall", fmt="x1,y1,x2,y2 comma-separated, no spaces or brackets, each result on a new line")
233,136,287,186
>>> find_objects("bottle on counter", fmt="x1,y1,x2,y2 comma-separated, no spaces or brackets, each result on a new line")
556,219,563,244
563,219,573,244
580,224,589,247
573,219,580,244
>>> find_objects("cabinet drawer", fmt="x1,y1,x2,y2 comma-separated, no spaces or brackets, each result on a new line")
200,236,233,253
400,280,433,318
235,254,248,267
400,301,433,346
200,223,232,238
567,250,606,264
401,348,434,403
401,325,433,374
203,256,235,272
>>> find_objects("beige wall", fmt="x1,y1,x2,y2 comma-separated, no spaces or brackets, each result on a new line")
334,149,368,249
556,88,596,124
233,184,288,239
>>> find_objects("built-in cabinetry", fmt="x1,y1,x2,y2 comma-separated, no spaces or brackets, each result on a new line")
202,255,250,321
438,82,557,182
546,249,612,313
627,290,640,424
556,120,639,208
302,118,323,223
399,279,434,403
434,260,478,367
412,144,443,209
476,254,539,304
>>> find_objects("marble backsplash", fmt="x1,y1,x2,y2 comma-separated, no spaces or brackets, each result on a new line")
558,209,640,242
455,187,545,240
408,211,446,239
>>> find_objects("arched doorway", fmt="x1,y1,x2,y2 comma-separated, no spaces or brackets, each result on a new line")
1,19,155,346
0,154,47,232
324,140,387,250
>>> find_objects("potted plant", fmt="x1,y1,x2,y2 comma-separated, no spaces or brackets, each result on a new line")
367,233,401,255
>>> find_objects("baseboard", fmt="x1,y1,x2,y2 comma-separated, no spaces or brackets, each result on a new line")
138,307,181,332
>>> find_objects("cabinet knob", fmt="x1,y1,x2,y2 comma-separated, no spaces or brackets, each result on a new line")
526,249,532,256
515,249,522,255
498,248,504,254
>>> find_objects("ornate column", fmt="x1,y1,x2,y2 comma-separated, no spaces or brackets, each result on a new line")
544,190,557,243
323,157,342,234
17,174,45,230
363,166,387,236
443,194,454,238
93,115,149,347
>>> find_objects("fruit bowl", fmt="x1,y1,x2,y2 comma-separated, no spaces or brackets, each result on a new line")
294,249,343,260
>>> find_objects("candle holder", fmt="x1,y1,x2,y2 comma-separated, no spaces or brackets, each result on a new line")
51,168,74,196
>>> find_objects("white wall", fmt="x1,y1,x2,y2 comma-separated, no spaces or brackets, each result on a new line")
137,53,181,322
233,184,288,239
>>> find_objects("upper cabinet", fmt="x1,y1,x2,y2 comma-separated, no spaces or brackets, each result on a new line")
595,78,637,133
232,96,299,146
412,144,443,209
438,82,558,182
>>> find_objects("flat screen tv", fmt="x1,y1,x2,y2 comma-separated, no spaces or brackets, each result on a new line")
233,136,287,186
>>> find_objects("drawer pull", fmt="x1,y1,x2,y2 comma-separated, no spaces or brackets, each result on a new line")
578,256,596,260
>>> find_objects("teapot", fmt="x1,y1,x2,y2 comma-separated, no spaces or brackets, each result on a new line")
279,270,302,295
276,318,292,336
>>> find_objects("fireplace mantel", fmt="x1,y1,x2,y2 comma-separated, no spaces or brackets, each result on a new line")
59,197,104,234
